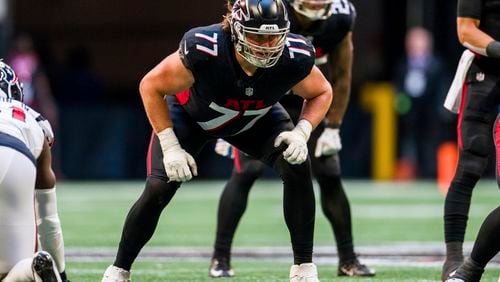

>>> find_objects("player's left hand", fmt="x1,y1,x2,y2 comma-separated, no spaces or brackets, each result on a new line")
274,120,312,165
314,128,341,157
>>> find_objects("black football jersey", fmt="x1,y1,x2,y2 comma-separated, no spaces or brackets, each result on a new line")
458,0,500,42
287,0,356,63
177,24,315,137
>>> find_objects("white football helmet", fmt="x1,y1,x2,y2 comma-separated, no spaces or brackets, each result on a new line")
289,0,335,20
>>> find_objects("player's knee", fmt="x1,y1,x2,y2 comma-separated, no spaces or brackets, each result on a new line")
457,150,489,179
464,133,490,157
237,159,265,179
273,157,312,184
144,176,180,207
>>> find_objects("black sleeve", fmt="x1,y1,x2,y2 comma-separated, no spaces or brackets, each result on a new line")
457,0,482,19
348,2,356,31
286,34,316,82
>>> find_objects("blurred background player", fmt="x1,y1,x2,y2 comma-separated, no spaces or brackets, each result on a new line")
442,0,500,280
101,0,332,281
0,61,64,281
209,0,374,278
392,26,449,180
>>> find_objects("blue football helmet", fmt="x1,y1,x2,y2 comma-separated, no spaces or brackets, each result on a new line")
0,60,23,101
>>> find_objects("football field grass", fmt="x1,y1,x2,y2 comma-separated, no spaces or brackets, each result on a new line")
57,180,499,281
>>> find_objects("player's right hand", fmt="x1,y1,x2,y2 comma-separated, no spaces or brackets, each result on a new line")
214,138,234,158
162,146,198,182
157,127,198,182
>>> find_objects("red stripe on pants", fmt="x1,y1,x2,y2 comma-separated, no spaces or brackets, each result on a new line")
234,149,241,173
457,82,469,150
495,117,500,176
147,132,155,176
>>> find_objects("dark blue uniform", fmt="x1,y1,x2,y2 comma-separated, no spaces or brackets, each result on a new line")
113,24,319,271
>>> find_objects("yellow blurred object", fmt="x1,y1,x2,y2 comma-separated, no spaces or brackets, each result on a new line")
361,83,396,180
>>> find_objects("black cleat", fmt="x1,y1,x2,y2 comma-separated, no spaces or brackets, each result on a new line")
444,258,484,282
209,257,235,278
59,270,70,282
442,257,464,281
338,257,375,277
32,251,61,282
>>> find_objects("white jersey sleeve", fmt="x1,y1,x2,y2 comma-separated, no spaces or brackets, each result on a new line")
0,98,46,159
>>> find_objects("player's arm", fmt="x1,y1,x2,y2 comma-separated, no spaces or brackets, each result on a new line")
325,32,353,128
457,0,500,58
35,139,56,189
139,51,197,182
291,65,333,129
139,51,194,133
275,66,332,165
457,18,500,57
35,140,68,279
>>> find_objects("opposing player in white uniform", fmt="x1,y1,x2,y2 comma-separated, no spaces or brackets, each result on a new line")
0,61,64,282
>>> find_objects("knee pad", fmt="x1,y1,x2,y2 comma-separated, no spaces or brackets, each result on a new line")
464,133,490,157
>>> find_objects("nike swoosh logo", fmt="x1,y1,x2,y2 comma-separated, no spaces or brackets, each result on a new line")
184,41,189,55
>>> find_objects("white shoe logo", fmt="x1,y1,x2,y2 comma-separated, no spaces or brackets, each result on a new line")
184,41,189,55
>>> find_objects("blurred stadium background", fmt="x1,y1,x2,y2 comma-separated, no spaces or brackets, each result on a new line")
0,0,499,281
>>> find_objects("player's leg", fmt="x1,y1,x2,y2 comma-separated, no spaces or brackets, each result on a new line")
308,126,374,277
0,146,38,281
210,152,265,277
230,105,317,280
445,206,500,282
104,99,209,281
442,73,498,280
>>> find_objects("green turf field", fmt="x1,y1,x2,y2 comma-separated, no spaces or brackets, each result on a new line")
57,180,499,281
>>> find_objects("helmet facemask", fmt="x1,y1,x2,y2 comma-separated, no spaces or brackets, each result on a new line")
0,61,24,101
291,0,334,20
231,0,290,68
233,22,289,68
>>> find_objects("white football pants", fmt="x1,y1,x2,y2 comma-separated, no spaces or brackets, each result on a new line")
0,146,37,276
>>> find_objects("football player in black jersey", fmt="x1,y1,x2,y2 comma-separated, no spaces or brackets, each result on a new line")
209,0,374,278
442,0,500,281
101,0,332,281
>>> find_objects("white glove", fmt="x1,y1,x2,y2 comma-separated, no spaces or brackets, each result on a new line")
274,120,312,165
158,128,198,182
35,115,55,146
214,138,234,158
314,128,342,157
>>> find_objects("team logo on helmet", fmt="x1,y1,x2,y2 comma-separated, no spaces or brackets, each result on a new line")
0,60,24,101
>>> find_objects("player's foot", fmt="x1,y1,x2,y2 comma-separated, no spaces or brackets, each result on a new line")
32,251,62,282
289,263,319,282
444,258,484,282
209,257,234,278
442,257,464,281
338,257,375,277
59,270,70,282
102,265,131,282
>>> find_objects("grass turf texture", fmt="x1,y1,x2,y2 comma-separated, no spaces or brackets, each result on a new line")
56,180,499,280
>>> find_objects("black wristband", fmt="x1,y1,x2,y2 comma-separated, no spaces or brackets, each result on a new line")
486,41,500,59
